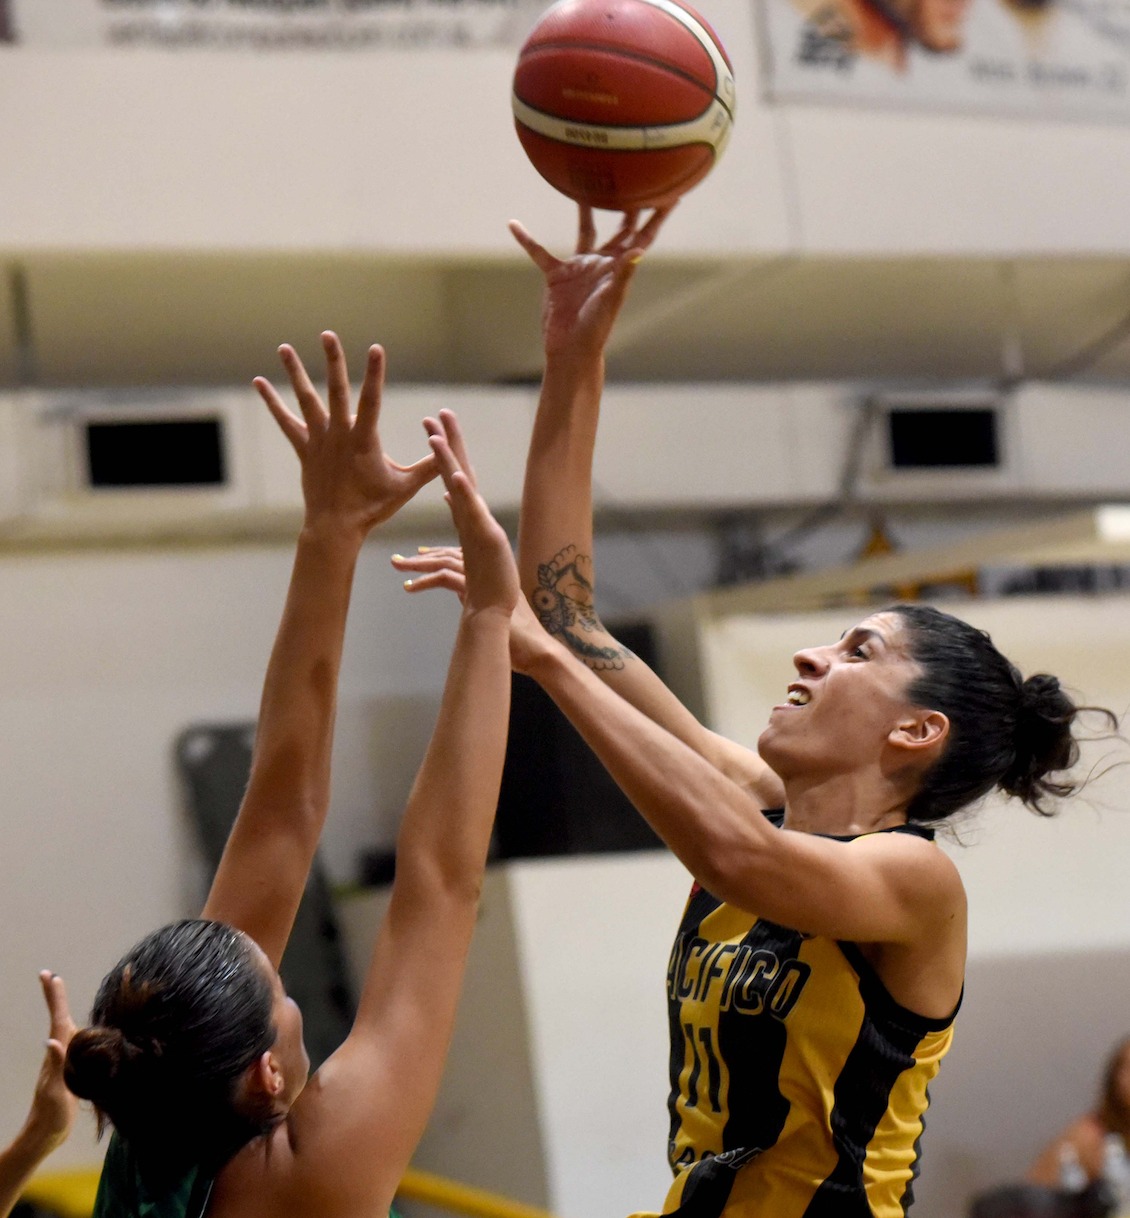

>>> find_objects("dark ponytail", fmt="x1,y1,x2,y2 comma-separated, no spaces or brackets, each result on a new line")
998,672,1082,812
887,604,1115,824
65,919,277,1182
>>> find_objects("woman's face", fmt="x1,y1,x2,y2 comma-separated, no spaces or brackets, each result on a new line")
757,611,926,782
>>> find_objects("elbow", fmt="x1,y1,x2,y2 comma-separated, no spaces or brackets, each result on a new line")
675,822,763,910
395,850,486,909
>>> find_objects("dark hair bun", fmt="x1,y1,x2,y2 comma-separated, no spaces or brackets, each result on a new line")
1000,673,1081,813
64,1025,143,1105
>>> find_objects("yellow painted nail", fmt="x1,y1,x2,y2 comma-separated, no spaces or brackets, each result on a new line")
418,545,432,553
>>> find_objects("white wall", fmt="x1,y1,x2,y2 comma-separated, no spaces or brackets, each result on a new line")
508,852,691,1218
3,0,1130,257
0,0,787,258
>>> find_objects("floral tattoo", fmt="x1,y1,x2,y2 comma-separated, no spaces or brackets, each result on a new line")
533,546,632,672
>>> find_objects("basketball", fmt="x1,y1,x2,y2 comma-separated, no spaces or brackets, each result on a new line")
511,0,735,211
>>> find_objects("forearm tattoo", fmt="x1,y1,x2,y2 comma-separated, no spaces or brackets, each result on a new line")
533,546,634,672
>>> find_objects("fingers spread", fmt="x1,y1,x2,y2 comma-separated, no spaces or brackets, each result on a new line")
509,219,560,274
354,344,385,444
636,202,676,252
278,344,329,432
254,377,308,455
400,569,467,599
576,204,597,254
437,409,477,488
392,549,465,573
321,331,353,427
609,209,641,250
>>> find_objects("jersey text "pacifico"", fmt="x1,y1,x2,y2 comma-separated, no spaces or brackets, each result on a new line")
633,814,959,1218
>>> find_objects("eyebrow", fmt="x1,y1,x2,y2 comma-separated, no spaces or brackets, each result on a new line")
839,626,885,647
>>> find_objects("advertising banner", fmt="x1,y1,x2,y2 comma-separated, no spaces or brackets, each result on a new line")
1,0,545,50
761,0,1130,120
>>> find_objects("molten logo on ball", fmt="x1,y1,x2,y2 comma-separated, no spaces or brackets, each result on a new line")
512,0,736,211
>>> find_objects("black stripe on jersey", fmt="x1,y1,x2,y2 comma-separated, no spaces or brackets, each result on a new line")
800,944,956,1218
900,1085,932,1214
717,919,800,1154
667,885,728,1167
799,1005,918,1218
664,1148,762,1218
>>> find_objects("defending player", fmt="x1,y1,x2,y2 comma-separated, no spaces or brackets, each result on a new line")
64,336,517,1218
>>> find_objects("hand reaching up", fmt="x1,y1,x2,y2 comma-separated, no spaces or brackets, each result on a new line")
29,972,77,1151
509,203,674,362
421,410,519,622
255,332,438,537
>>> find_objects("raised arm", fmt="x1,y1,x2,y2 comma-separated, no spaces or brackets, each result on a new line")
280,412,517,1215
201,334,437,968
511,206,784,807
0,974,77,1218
518,627,964,956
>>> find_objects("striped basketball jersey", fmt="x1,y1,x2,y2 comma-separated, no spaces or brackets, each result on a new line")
639,813,958,1218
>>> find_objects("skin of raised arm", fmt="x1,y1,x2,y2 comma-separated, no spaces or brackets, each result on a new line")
275,413,516,1215
0,974,77,1218
522,637,964,949
202,335,437,968
513,209,784,809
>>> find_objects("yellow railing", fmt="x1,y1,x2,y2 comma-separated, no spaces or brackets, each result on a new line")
21,1165,560,1218
397,1168,558,1218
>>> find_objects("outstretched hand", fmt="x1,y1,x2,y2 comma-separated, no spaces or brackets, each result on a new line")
419,410,519,621
394,540,551,674
255,331,438,537
27,972,77,1150
509,203,674,361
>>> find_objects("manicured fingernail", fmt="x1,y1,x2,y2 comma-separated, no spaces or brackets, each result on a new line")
418,546,432,553
391,554,404,562
629,254,643,265
403,579,414,589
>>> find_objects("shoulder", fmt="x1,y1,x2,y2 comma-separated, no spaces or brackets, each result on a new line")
209,1060,406,1218
846,828,967,918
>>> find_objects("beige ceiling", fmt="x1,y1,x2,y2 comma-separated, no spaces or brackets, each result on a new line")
2,251,1129,389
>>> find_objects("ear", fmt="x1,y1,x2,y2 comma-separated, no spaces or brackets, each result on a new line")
889,709,949,757
245,1049,286,1103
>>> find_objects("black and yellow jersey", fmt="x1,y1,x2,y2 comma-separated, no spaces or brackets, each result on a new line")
635,813,959,1218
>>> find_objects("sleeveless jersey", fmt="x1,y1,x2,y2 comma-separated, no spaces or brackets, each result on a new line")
639,813,959,1218
94,1133,214,1218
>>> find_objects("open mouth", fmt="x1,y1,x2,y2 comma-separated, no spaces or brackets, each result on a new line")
786,686,811,707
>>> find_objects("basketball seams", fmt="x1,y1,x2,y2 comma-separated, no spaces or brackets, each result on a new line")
633,0,736,109
511,0,735,208
514,94,732,150
514,50,719,125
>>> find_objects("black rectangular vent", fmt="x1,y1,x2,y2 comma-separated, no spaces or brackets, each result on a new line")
85,418,226,488
887,408,999,469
